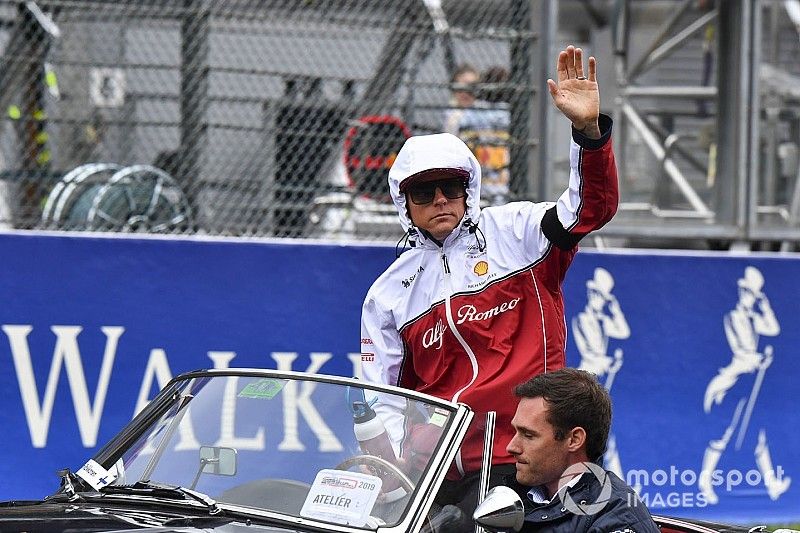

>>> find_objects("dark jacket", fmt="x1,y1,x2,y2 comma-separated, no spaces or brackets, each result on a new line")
521,471,659,533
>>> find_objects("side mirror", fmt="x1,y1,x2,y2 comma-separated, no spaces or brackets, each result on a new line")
473,486,525,532
199,446,237,476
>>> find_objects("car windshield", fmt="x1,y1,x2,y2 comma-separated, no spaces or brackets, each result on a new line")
76,370,470,530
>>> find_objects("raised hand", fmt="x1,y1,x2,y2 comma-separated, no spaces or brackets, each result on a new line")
547,45,601,139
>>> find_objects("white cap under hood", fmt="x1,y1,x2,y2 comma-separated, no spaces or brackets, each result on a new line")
388,133,482,236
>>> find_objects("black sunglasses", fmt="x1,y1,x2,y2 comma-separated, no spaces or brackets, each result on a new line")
407,178,467,205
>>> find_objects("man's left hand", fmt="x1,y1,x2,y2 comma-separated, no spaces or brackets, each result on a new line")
547,45,601,139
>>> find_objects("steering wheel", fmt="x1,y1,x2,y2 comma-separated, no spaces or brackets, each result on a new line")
335,454,415,493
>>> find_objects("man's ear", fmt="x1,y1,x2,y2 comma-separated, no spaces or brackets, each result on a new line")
566,427,587,453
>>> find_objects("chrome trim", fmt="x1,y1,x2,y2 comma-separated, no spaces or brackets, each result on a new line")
185,368,464,411
654,515,733,533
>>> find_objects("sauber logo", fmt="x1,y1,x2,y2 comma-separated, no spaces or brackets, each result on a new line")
402,266,424,288
457,297,521,324
422,319,447,350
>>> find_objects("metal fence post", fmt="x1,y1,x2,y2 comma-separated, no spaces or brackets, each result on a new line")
179,0,210,220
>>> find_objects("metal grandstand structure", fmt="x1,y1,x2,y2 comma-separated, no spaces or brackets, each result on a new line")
0,0,798,250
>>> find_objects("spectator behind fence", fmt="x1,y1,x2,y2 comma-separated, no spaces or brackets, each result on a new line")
361,45,618,519
442,63,480,135
444,64,511,205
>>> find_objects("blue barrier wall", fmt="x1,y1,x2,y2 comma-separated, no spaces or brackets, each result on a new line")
0,232,797,525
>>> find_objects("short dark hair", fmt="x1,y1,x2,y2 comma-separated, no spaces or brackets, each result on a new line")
480,66,512,103
514,368,612,462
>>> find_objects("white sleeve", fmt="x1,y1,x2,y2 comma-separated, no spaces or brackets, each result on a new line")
360,289,407,450
480,202,551,263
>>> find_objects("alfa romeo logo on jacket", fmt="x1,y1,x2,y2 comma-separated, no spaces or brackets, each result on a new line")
422,319,447,349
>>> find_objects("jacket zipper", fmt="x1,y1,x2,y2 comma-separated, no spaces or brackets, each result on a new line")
440,249,479,476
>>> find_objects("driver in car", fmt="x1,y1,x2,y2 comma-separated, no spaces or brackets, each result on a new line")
506,368,659,532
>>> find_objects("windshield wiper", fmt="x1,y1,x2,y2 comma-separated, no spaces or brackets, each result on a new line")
101,481,223,515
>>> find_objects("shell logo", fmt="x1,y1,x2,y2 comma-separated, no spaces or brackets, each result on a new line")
473,260,489,276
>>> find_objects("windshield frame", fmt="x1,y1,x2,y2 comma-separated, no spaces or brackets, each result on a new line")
84,368,474,533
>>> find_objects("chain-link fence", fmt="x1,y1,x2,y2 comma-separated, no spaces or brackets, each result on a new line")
0,0,540,241
1,1,800,248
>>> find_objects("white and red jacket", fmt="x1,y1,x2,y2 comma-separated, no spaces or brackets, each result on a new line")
360,114,617,477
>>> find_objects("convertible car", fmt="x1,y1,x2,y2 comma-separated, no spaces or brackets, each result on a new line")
0,369,762,532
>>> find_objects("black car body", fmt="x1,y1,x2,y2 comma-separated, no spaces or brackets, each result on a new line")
0,369,759,532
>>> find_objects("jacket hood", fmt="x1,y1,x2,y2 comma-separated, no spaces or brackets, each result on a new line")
388,133,482,237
